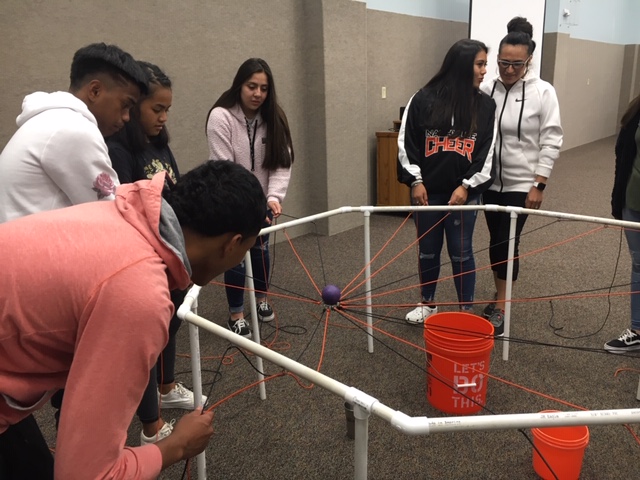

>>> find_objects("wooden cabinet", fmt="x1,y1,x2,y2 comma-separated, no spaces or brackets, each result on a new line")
376,131,410,206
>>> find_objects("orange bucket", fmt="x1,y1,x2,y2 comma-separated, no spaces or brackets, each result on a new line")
424,312,494,415
531,411,589,480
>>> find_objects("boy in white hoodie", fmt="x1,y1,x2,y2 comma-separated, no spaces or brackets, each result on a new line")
0,42,147,223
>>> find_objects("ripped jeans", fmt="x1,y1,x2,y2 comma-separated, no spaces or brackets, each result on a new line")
623,207,640,331
414,193,479,306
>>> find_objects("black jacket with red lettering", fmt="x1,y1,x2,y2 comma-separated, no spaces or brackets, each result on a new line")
397,86,497,195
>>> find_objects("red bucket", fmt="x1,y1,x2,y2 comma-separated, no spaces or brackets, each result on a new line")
532,411,589,480
424,312,494,414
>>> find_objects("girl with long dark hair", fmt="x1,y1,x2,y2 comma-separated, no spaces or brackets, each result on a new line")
398,39,496,326
108,61,206,445
606,93,640,352
206,58,294,337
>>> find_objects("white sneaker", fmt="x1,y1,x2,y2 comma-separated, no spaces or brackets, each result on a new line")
405,304,438,324
140,419,175,445
159,383,208,410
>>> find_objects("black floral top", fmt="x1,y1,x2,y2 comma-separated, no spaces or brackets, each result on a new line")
107,141,180,185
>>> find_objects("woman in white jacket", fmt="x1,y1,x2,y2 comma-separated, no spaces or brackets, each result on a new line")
480,17,563,336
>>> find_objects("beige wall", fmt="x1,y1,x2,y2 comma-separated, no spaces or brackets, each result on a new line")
318,0,368,234
543,32,640,150
2,1,637,238
618,44,640,123
0,0,366,237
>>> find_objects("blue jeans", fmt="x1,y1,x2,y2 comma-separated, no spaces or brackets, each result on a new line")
225,213,272,313
623,207,640,331
414,193,479,306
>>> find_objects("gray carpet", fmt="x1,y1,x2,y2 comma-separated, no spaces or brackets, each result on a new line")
36,135,640,479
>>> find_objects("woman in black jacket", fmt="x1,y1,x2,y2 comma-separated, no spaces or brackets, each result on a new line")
397,39,496,325
606,94,640,353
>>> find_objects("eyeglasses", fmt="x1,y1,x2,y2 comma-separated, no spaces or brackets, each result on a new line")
497,60,528,70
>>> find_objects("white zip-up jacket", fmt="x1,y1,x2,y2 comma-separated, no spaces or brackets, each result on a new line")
480,71,563,193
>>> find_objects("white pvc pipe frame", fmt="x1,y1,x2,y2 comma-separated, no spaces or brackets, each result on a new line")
177,204,640,480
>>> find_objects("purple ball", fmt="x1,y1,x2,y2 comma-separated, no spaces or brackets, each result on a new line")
321,284,342,305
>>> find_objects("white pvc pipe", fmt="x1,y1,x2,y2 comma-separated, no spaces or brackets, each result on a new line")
420,408,640,433
387,407,640,435
482,204,640,230
184,310,640,433
502,211,518,361
243,250,266,400
178,285,206,480
257,203,640,364
258,207,352,235
184,311,353,397
183,303,640,480
177,284,201,319
363,211,374,353
184,310,382,479
261,203,640,232
187,323,207,479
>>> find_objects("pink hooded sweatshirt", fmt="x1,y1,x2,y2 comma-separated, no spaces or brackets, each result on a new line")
0,173,191,479
207,103,291,205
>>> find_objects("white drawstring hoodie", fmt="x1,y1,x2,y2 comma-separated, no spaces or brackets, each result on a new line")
0,91,119,223
480,70,563,192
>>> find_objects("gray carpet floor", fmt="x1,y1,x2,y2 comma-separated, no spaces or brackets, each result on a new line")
35,135,640,479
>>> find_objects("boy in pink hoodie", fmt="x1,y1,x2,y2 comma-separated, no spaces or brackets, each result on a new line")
0,160,266,479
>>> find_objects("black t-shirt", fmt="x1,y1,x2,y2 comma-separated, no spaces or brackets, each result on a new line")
107,140,180,185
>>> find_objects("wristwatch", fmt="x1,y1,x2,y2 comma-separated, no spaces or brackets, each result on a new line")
533,181,546,191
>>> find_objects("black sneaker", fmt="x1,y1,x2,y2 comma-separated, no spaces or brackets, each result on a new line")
488,310,504,337
604,329,640,353
257,300,274,322
483,293,497,318
227,317,251,337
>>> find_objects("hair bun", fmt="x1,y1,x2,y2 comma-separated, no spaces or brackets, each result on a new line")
507,16,533,37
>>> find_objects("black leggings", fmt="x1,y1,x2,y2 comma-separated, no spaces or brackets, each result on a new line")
137,288,188,424
0,415,54,479
483,190,529,281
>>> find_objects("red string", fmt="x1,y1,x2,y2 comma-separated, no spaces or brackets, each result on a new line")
342,212,414,296
283,230,322,296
